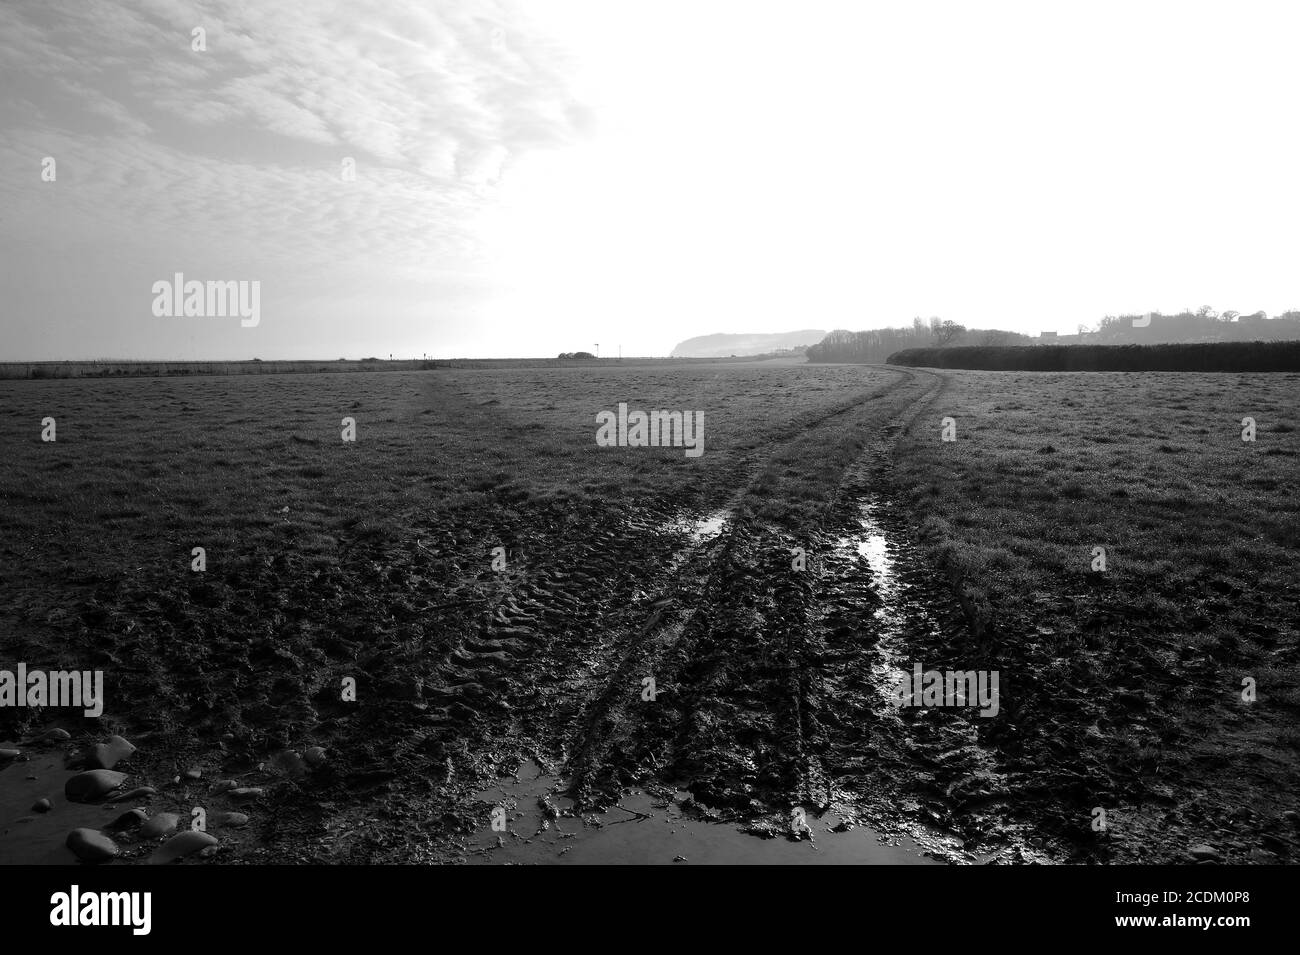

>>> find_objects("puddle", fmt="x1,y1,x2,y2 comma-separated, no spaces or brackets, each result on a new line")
835,498,932,709
0,749,138,865
663,509,729,545
833,497,1018,845
459,761,943,865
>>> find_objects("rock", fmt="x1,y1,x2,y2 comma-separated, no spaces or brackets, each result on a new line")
1189,844,1223,862
183,767,202,781
0,748,19,760
113,786,157,801
214,811,249,829
210,779,238,794
228,787,264,803
149,830,218,865
104,809,148,833
65,770,126,803
304,746,327,767
86,735,136,770
41,728,73,741
1283,810,1299,826
32,797,52,813
66,828,120,863
139,812,180,839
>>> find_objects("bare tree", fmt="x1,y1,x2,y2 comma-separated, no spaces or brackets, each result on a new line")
932,320,966,347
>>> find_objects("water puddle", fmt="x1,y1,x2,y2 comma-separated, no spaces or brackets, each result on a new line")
662,509,729,545
835,499,929,708
833,497,1020,848
459,761,942,865
0,749,135,865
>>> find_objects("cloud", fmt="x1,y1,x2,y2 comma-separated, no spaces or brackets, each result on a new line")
0,0,590,277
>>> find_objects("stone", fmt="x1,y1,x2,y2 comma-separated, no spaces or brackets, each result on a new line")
304,746,327,767
86,735,136,770
32,797,52,813
104,809,149,833
65,770,126,803
214,811,249,829
1189,844,1223,862
66,828,120,863
149,830,218,865
228,787,264,802
139,812,180,839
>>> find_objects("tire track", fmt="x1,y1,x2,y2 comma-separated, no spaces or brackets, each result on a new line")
556,366,951,813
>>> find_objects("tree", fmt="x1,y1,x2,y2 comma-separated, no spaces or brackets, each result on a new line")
931,320,966,347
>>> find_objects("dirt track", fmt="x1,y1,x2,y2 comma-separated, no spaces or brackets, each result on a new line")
13,364,1280,864
394,366,1053,862
1,365,1051,864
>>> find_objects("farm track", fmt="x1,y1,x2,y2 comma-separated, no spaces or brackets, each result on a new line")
5,365,1297,866
382,364,1055,862
0,365,1044,862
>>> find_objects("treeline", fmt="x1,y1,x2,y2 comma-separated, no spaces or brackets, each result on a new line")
806,309,1300,364
1093,308,1300,344
806,320,1031,364
887,341,1300,372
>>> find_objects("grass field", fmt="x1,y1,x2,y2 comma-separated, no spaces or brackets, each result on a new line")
1,362,1297,863
894,370,1300,861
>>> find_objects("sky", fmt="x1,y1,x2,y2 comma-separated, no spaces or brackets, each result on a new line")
2,0,1299,360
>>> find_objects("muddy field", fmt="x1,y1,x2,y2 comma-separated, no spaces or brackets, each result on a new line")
1,361,1296,864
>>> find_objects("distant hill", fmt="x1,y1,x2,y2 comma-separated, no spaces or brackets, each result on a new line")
669,330,827,358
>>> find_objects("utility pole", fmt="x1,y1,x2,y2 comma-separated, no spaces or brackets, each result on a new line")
595,343,599,358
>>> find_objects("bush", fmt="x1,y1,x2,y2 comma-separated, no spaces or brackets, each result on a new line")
887,341,1300,372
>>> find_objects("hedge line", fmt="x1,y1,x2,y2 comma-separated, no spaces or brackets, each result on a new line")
886,341,1300,372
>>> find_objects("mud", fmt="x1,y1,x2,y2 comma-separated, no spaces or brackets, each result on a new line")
6,365,1255,864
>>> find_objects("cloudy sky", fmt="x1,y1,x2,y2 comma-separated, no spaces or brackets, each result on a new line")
2,0,1299,359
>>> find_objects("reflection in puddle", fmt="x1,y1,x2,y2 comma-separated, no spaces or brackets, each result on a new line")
836,499,919,706
662,509,729,545
834,497,1014,838
464,761,943,865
